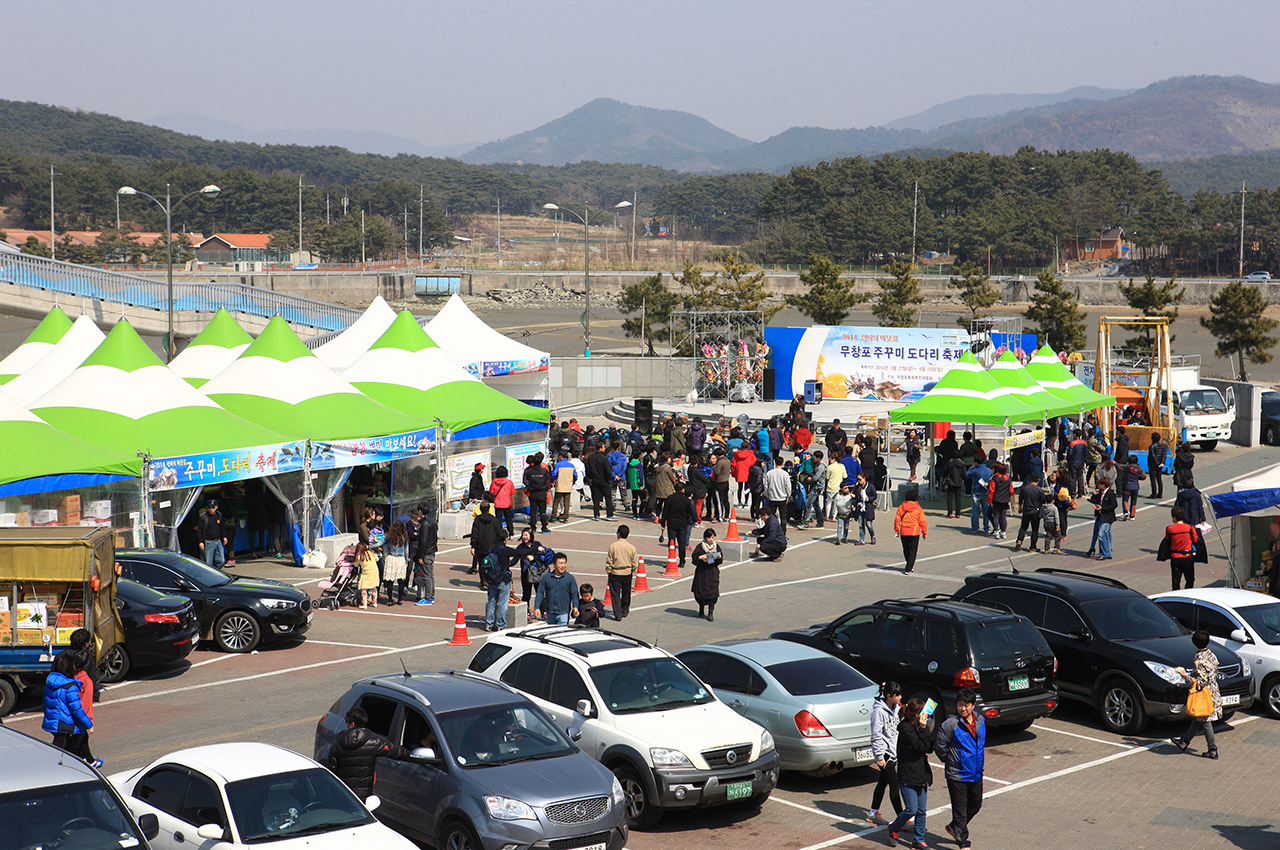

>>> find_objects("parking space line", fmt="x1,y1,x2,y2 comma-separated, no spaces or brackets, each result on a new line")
331,608,457,622
767,794,833,817
306,639,399,649
1031,722,1132,748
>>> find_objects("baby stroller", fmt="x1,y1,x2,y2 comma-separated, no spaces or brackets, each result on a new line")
316,544,360,610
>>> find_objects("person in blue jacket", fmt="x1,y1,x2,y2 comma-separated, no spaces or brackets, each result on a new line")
934,687,986,850
42,650,93,753
608,441,630,507
965,459,994,534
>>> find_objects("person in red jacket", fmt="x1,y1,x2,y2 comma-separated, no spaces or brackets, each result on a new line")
1164,505,1201,590
893,488,928,575
987,463,1014,540
488,465,516,537
731,446,757,507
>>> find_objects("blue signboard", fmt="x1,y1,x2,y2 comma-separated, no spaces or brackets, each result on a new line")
150,442,308,491
310,427,438,471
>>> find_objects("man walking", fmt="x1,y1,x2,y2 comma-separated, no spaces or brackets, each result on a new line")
534,553,579,625
1066,431,1088,498
523,453,551,533
763,457,792,512
197,500,228,569
1014,473,1045,553
804,450,828,528
585,445,615,521
552,451,577,523
608,441,629,508
413,504,437,606
605,525,639,620
711,448,732,522
824,418,849,458
935,687,986,850
1148,433,1167,499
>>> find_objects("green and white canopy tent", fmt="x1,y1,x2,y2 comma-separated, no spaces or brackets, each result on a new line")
890,352,1042,427
1025,345,1116,413
0,306,73,384
169,308,253,387
342,310,551,437
3,315,105,405
988,350,1081,420
313,295,397,373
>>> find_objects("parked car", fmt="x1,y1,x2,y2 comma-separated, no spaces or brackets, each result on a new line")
1151,587,1280,719
953,568,1254,733
0,724,159,849
1260,391,1280,446
316,669,627,850
110,742,414,849
99,577,200,683
772,596,1058,731
677,639,879,776
115,549,312,653
469,625,780,829
1241,271,1272,281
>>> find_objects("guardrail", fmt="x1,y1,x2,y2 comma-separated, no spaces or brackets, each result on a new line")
0,251,359,331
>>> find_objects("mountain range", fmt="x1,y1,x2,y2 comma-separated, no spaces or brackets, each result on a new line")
459,76,1280,172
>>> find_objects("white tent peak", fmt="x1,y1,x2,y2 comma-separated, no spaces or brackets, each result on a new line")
4,315,106,404
423,294,549,377
313,295,397,372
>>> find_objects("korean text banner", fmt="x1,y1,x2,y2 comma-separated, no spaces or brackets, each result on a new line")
310,428,438,471
505,440,548,488
445,449,492,499
765,326,971,401
150,442,307,491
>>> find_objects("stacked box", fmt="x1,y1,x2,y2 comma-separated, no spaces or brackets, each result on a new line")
0,513,14,527
0,610,10,643
33,510,58,527
14,512,29,527
61,495,81,525
85,500,112,520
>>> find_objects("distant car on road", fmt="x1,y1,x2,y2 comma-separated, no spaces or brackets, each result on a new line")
1241,271,1272,281
1262,391,1280,446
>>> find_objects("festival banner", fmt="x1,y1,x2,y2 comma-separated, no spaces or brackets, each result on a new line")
310,427,438,471
505,440,548,488
1003,429,1046,451
444,449,492,499
149,442,308,491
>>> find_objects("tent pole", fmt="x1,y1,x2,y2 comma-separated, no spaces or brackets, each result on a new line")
138,453,153,549
302,447,312,552
928,431,935,501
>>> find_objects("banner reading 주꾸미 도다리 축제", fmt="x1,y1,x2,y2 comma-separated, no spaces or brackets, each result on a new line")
764,326,971,401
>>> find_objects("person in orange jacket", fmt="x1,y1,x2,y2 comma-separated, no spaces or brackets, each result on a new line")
894,488,928,575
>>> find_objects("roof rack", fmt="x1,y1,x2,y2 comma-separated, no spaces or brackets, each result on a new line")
505,623,652,655
878,598,972,622
370,676,433,705
1033,568,1128,589
947,596,1015,616
447,669,519,694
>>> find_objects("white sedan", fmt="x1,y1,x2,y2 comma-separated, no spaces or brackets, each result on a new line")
109,742,417,849
1150,587,1280,718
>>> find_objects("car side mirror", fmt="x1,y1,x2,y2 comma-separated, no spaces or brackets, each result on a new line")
566,725,583,742
576,699,594,718
830,639,847,651
1229,628,1251,644
177,578,198,591
364,795,382,812
1068,626,1092,643
409,747,439,763
137,814,159,841
196,824,225,841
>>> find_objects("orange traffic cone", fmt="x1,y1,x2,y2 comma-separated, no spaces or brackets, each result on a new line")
446,601,472,646
725,506,742,542
634,556,653,593
664,538,680,576
603,583,613,606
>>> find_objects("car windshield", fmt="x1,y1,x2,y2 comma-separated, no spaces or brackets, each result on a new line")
437,703,575,768
589,657,715,714
1262,394,1280,417
967,620,1053,659
225,768,373,843
166,553,233,587
1178,389,1227,412
1082,597,1184,641
0,780,144,850
766,657,873,696
1237,602,1280,646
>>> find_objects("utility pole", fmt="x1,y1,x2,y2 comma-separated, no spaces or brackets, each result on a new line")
403,205,409,263
50,164,58,261
496,196,502,268
911,180,919,261
630,190,637,267
297,176,315,258
361,209,366,267
418,185,424,263
326,195,331,225
1238,181,1248,278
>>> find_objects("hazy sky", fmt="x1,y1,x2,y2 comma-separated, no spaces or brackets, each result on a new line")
6,0,1276,149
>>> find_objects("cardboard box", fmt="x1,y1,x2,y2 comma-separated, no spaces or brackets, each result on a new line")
55,627,80,644
15,602,47,629
15,630,48,646
15,512,29,527
33,509,58,527
85,500,112,520
0,513,15,527
55,611,83,629
61,495,80,515
0,610,10,635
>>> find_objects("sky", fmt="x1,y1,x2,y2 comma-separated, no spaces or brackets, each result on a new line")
5,0,1277,151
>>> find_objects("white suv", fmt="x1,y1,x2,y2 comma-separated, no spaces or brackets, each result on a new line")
468,625,780,829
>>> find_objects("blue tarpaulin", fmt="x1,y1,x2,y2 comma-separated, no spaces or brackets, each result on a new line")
1209,487,1280,519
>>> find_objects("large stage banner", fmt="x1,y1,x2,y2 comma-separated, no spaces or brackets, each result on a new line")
765,326,971,401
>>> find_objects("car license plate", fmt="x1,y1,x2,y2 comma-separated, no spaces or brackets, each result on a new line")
1221,694,1240,706
854,747,874,762
726,780,753,801
1008,675,1030,691
580,844,607,850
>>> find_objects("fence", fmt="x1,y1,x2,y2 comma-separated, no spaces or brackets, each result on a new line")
0,251,360,332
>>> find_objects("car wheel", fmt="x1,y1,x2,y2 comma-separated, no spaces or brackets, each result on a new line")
0,677,16,717
1264,426,1278,447
214,610,261,653
1263,675,1280,720
1199,440,1218,452
441,819,482,850
614,764,662,830
98,644,131,684
1099,679,1147,734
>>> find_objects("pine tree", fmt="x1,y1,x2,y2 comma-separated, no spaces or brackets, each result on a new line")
1119,271,1184,350
1200,281,1278,381
719,253,781,321
785,254,867,325
872,259,924,328
617,273,678,354
1025,271,1087,352
948,260,999,328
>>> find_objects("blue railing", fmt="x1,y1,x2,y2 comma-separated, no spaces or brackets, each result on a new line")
0,252,359,332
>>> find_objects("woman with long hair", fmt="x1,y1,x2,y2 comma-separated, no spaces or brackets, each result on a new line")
382,520,409,606
893,488,928,575
986,462,1014,540
866,681,903,826
1171,629,1221,759
885,697,936,849
354,541,379,608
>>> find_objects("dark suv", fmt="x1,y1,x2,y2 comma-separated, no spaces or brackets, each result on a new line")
772,596,1058,731
953,569,1255,734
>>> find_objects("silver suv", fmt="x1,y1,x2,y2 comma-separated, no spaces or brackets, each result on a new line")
315,670,627,850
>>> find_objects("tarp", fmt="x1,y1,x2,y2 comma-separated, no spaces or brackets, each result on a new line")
889,352,1042,426
30,319,293,464
3,315,105,404
988,350,1080,420
1025,345,1117,410
424,294,550,377
1209,465,1280,519
0,306,73,384
342,310,551,435
202,315,431,442
169,308,253,387
0,385,138,490
313,295,397,372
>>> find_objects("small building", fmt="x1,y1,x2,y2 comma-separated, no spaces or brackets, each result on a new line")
193,233,284,264
1061,227,1128,262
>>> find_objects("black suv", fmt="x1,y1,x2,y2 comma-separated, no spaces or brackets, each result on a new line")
953,569,1254,734
772,596,1058,731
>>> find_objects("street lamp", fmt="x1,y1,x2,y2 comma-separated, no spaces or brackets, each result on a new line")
543,200,631,356
117,183,221,361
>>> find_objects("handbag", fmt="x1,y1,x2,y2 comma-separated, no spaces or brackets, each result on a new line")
1186,681,1214,718
1157,538,1172,562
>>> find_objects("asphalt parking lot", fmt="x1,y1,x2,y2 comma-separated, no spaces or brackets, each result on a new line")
6,443,1278,850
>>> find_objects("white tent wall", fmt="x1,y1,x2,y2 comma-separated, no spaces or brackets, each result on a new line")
422,295,550,405
313,296,397,372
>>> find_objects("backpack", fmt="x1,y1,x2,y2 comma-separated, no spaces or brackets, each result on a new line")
368,526,385,547
479,553,511,585
526,548,554,586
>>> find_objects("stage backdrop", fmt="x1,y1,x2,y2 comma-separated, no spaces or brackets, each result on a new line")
766,326,973,402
